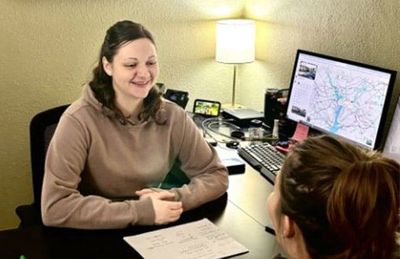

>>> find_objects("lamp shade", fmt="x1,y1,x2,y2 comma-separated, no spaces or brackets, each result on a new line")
216,19,255,64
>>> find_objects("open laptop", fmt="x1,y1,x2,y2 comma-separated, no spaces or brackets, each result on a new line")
383,96,400,163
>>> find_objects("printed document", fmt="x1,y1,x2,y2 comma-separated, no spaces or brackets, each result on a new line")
123,218,249,259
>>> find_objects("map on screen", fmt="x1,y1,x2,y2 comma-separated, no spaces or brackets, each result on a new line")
286,50,396,150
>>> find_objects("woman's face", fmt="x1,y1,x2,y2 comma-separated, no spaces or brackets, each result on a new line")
267,172,282,233
267,172,304,258
103,38,159,103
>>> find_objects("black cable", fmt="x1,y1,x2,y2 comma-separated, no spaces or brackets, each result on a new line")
201,118,239,143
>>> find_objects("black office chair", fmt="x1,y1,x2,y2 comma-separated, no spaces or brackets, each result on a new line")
15,104,69,227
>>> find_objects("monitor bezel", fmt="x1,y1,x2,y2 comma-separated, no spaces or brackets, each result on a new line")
383,95,400,161
285,49,397,150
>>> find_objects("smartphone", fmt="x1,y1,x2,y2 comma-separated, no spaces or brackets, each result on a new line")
193,99,221,117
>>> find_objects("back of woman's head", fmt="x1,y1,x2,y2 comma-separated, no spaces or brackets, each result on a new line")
280,135,399,258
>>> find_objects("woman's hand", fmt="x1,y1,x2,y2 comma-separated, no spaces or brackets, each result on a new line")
135,188,183,224
135,188,176,200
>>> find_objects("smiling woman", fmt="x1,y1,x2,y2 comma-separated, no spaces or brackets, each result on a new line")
102,39,159,118
90,21,161,125
40,20,229,229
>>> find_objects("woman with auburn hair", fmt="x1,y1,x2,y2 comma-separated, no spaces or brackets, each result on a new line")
267,135,399,258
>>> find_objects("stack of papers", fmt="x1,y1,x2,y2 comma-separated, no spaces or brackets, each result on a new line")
214,145,246,174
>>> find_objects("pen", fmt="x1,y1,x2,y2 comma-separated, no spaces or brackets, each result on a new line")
265,225,276,235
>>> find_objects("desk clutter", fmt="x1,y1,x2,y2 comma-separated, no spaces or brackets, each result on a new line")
191,113,287,177
192,110,314,184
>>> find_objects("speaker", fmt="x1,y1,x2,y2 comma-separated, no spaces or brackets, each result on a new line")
264,88,287,127
264,88,296,139
163,89,189,109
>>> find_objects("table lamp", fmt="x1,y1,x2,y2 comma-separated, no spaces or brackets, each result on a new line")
216,19,256,108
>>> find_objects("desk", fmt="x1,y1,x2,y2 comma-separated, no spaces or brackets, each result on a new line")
228,165,275,227
0,165,280,259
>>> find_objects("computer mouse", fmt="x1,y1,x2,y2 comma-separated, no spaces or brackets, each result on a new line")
226,141,240,149
250,119,263,127
275,140,289,148
230,130,245,140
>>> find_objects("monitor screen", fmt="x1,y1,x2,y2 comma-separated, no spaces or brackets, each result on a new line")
286,49,396,150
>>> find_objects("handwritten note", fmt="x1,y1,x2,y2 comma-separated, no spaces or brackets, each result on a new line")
123,218,249,259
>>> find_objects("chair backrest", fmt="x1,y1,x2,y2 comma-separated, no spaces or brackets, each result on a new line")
30,104,69,208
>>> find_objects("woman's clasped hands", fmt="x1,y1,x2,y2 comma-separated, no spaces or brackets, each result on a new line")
135,188,183,225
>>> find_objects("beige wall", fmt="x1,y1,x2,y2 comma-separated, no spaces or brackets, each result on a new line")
240,0,400,110
0,0,398,230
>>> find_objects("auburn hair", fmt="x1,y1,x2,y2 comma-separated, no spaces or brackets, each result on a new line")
279,135,399,258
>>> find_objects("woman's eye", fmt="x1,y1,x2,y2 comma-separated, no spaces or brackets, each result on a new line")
147,61,157,66
125,64,137,68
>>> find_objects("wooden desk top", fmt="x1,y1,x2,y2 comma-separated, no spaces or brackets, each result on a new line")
0,192,280,259
228,163,275,228
0,161,281,259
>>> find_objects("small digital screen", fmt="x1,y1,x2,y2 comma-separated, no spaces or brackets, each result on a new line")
193,99,221,117
286,50,396,150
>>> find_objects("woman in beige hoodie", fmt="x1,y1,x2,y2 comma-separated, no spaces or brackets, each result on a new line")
41,20,228,229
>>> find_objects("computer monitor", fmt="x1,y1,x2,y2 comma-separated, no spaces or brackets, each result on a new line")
383,96,400,162
286,49,396,150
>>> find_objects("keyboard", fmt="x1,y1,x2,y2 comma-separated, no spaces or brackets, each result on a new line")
238,142,285,184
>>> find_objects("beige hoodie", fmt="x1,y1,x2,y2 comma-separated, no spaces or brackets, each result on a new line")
41,85,228,229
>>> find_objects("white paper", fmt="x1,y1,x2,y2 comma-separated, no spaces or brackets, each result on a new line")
123,218,249,259
215,145,245,167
